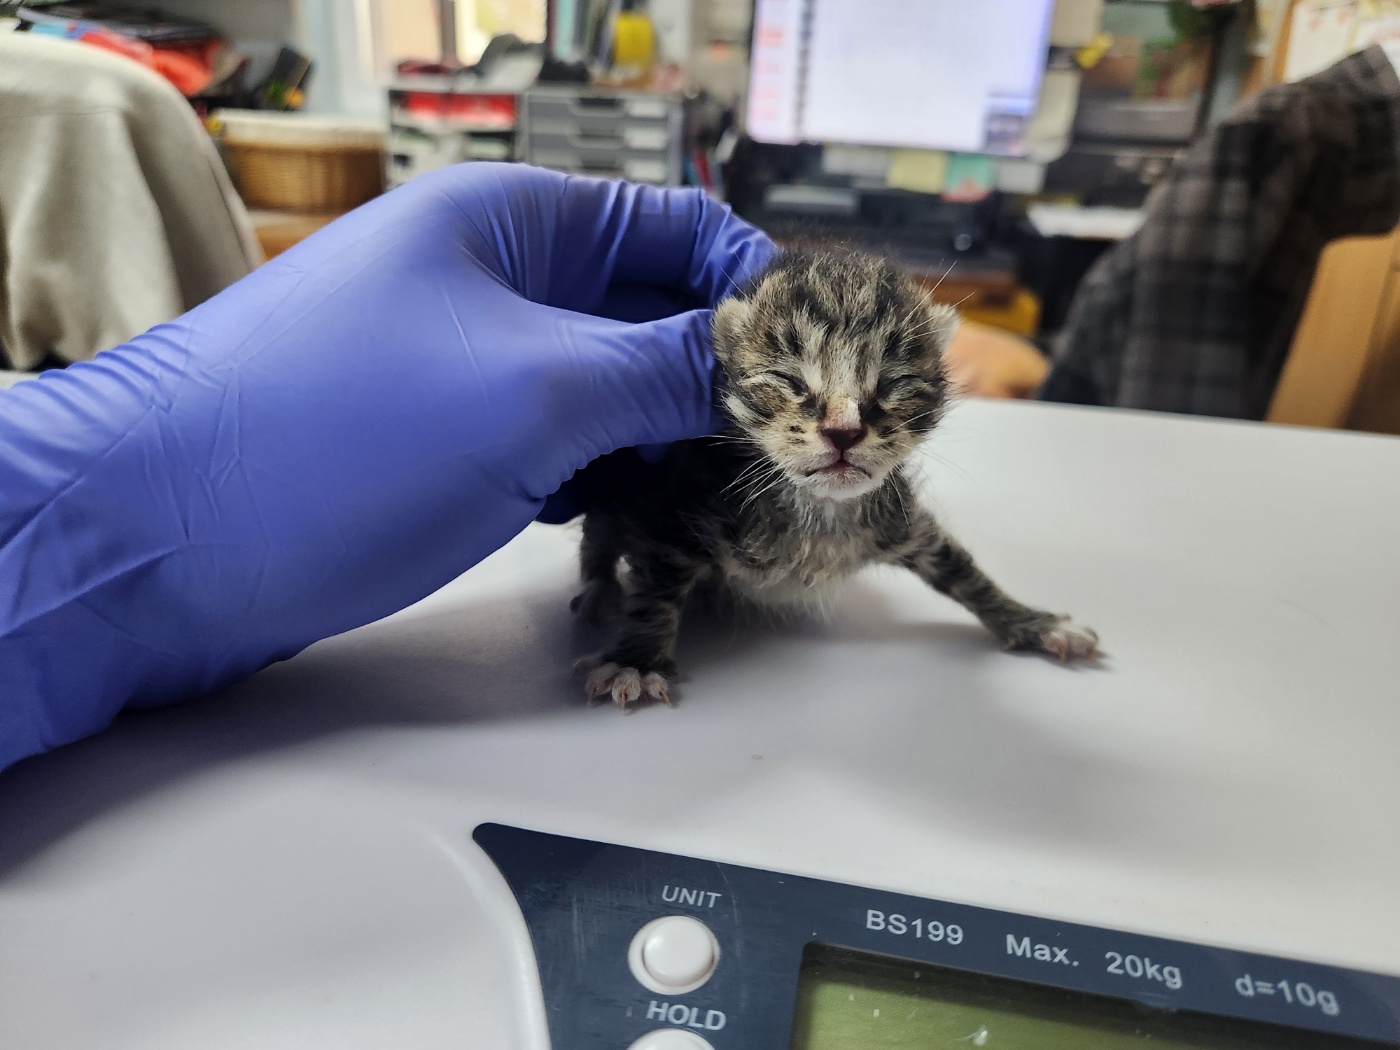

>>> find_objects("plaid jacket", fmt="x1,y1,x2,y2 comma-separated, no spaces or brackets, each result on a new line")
1041,47,1400,419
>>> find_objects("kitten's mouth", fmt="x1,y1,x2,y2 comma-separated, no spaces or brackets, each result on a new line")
791,450,884,499
807,459,870,482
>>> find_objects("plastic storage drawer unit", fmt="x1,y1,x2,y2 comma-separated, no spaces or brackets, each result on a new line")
521,86,682,185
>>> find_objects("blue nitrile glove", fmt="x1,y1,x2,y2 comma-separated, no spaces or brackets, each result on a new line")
0,163,775,771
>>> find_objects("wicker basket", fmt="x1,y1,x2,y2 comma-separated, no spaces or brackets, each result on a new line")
214,111,387,212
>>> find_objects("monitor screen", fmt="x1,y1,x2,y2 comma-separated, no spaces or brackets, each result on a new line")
747,0,1057,155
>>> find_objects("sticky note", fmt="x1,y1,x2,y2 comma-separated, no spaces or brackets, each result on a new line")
886,149,949,194
944,153,996,202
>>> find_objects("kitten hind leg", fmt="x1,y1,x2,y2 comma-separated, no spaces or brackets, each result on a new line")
577,558,697,711
571,514,624,626
900,514,1099,662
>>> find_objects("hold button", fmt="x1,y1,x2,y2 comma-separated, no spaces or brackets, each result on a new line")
628,916,720,995
627,1031,714,1050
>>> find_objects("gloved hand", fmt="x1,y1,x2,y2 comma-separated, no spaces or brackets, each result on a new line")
0,163,775,771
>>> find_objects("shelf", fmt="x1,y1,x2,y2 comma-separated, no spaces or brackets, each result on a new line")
390,116,517,134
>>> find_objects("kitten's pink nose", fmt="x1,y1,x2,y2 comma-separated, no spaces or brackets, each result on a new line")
821,425,867,453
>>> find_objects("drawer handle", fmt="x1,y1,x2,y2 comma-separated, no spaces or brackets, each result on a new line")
574,160,626,176
572,132,625,148
570,96,625,114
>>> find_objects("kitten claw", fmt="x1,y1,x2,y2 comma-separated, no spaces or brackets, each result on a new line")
642,672,675,708
1040,618,1100,663
580,660,676,711
581,661,616,704
1001,616,1100,663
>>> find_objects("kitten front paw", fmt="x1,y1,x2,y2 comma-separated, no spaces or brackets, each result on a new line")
1005,615,1100,664
574,657,675,711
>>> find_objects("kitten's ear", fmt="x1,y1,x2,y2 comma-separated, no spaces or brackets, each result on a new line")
711,296,753,365
920,299,960,357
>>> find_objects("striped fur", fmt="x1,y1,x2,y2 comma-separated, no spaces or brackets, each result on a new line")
575,249,1097,709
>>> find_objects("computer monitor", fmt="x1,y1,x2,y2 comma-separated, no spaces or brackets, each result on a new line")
746,0,1058,156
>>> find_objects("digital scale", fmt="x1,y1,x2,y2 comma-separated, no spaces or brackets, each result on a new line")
479,822,1399,1048
0,400,1398,1049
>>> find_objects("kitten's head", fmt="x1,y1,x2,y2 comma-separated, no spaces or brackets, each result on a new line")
713,250,956,501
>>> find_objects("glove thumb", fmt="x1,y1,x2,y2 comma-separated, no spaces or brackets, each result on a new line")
533,308,726,525
572,307,722,455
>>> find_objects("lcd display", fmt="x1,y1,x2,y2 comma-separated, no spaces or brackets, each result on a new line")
790,946,1379,1049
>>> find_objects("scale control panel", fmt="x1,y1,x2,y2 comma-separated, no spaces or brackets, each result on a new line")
473,824,1400,1050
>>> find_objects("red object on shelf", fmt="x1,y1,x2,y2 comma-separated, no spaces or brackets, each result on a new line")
78,29,220,96
398,92,516,129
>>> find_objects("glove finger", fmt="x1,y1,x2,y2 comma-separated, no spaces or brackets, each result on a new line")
549,173,778,312
395,163,776,313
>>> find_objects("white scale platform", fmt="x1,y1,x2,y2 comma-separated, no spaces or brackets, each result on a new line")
0,400,1396,1048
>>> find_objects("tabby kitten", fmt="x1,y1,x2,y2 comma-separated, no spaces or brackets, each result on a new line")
573,249,1098,709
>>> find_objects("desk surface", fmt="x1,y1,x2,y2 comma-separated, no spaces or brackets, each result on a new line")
1,400,1398,1048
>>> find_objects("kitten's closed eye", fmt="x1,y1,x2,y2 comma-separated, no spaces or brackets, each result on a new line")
875,373,928,401
747,371,813,402
774,372,811,399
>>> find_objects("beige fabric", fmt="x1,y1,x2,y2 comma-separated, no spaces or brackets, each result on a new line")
0,34,260,372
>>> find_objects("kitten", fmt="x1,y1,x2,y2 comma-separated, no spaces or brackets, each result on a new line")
572,248,1098,709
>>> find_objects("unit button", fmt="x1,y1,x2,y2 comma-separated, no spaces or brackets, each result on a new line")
627,916,721,994
627,1030,715,1050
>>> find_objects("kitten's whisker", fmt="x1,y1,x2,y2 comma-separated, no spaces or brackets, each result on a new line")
738,469,789,513
731,455,780,483
921,450,975,487
903,410,947,431
929,259,957,297
737,473,785,509
893,481,913,522
727,473,773,501
723,457,769,486
730,472,784,510
723,457,780,495
896,295,930,333
903,307,956,337
714,260,748,299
